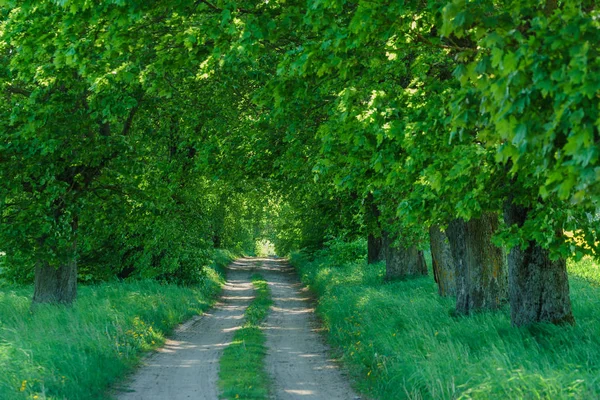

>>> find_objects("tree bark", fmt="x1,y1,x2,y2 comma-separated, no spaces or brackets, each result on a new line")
504,201,574,326
33,209,78,305
383,232,427,279
446,213,507,314
429,224,456,297
365,193,384,264
33,255,77,305
367,234,384,264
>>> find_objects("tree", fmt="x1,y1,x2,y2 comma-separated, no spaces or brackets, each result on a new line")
446,214,507,314
383,232,428,280
442,0,600,325
429,225,456,297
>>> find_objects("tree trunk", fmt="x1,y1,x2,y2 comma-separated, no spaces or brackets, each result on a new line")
504,201,574,326
367,234,384,264
383,232,427,280
213,233,222,249
33,256,77,305
366,193,384,264
33,210,78,305
446,213,507,314
429,224,456,297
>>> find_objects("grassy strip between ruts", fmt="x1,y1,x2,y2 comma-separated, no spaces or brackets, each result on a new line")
290,240,600,400
0,249,234,400
218,273,272,400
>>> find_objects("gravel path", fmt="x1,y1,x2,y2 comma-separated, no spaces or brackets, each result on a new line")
114,257,359,400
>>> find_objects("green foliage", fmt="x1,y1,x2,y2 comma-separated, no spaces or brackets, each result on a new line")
443,0,600,205
292,240,600,399
0,251,34,284
314,237,367,266
218,273,272,400
254,240,276,257
0,260,226,400
250,0,600,259
0,0,274,291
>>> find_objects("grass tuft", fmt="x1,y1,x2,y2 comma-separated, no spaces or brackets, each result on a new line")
218,273,272,399
291,247,600,399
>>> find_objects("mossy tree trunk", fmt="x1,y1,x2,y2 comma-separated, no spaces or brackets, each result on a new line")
504,201,574,326
383,232,427,280
429,224,456,297
446,213,507,314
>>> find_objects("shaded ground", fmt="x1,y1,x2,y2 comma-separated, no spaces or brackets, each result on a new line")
115,257,358,400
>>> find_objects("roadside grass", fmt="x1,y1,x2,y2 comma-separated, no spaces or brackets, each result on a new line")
291,245,600,399
0,249,233,400
218,273,272,400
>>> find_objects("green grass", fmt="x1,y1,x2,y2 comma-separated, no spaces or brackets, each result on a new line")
218,273,272,400
291,248,600,399
0,249,233,400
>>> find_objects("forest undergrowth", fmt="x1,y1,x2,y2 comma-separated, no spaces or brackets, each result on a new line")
291,239,600,399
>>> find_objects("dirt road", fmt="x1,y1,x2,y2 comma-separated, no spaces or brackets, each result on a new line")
115,257,358,400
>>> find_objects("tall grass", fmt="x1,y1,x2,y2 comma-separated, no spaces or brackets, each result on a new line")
0,250,232,400
291,246,600,399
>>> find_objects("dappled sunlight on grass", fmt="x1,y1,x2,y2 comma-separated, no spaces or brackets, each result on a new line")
292,247,600,399
568,256,600,286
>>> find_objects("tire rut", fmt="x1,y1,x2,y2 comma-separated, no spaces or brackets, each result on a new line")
261,258,360,400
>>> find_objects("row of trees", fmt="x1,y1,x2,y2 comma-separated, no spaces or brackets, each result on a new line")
1,0,599,328
255,0,600,327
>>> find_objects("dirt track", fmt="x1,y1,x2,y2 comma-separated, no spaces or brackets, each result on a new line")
115,257,358,400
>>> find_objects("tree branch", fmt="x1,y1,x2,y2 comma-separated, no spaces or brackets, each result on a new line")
5,85,32,97
122,93,144,137
195,0,254,15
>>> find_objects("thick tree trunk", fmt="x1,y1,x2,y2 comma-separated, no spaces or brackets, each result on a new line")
429,224,456,297
504,201,574,326
33,256,77,305
383,232,427,280
367,234,384,264
446,213,507,314
33,211,78,305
